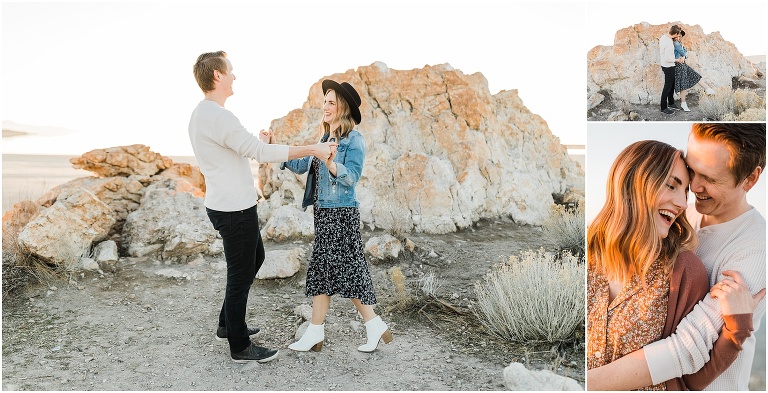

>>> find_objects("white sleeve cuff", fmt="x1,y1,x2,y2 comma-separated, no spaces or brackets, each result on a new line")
644,339,682,385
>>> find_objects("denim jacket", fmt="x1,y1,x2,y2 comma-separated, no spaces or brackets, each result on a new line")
674,40,687,59
280,130,365,209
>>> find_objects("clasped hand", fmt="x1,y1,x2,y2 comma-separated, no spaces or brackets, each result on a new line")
710,270,766,315
314,141,338,162
258,129,275,144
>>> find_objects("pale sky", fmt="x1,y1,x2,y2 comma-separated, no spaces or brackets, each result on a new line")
586,1,767,56
586,123,767,224
2,0,587,157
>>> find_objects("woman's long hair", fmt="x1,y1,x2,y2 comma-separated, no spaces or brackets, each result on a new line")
322,89,356,140
588,140,697,284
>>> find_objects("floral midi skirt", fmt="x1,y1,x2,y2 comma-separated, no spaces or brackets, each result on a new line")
305,158,376,304
675,63,702,92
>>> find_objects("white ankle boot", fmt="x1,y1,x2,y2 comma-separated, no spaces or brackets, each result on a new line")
288,323,324,352
357,316,393,352
681,102,690,112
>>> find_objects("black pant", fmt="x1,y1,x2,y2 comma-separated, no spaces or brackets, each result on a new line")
206,205,264,353
660,65,676,110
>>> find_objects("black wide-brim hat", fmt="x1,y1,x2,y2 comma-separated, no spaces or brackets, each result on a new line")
322,79,362,124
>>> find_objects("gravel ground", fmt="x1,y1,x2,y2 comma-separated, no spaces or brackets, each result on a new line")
2,219,585,391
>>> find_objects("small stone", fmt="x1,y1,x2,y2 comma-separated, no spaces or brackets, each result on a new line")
350,320,363,333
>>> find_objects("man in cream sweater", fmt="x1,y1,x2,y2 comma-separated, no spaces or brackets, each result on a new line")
189,51,337,363
588,123,766,390
659,25,685,114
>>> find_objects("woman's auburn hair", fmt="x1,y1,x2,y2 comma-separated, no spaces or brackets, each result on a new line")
322,89,357,140
588,140,698,284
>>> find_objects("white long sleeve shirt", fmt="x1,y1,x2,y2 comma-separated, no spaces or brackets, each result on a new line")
644,206,766,390
659,34,676,67
188,99,289,211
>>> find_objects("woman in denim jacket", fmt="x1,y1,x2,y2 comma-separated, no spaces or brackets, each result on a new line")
673,30,715,112
281,80,392,353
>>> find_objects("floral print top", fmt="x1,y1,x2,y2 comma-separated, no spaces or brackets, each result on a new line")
587,258,670,391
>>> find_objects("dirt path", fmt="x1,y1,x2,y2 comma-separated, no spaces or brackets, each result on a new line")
2,220,585,391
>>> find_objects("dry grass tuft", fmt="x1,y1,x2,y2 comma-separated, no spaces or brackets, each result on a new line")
418,271,441,298
541,204,585,257
385,268,470,325
1,200,73,300
699,87,765,120
722,108,767,121
473,248,584,343
733,90,763,115
699,87,736,120
387,266,412,309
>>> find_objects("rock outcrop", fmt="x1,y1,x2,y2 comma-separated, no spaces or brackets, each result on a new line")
4,63,584,267
503,362,583,390
588,22,760,105
18,188,116,267
122,179,222,259
6,145,213,265
260,62,583,234
70,144,173,177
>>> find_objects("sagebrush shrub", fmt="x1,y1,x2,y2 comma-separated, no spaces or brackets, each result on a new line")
699,87,735,120
541,204,585,257
733,90,762,115
722,108,766,121
473,248,584,343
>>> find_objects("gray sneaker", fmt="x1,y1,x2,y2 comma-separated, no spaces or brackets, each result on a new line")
216,326,260,341
231,344,279,363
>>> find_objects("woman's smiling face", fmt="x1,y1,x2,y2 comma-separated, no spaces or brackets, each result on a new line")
323,90,338,126
654,156,690,239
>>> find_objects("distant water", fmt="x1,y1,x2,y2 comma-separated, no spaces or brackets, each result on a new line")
1,154,197,213
568,148,585,170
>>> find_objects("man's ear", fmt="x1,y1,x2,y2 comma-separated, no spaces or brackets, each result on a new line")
742,166,762,192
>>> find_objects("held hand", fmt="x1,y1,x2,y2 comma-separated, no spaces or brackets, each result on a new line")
259,129,274,144
710,270,766,315
314,142,338,161
325,148,337,168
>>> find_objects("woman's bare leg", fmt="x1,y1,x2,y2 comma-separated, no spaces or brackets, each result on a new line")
311,294,331,324
351,298,377,322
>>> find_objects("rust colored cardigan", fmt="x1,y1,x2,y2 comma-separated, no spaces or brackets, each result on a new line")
662,251,754,391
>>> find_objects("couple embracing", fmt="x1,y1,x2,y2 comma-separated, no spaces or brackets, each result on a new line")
188,51,391,363
658,24,716,114
587,123,766,390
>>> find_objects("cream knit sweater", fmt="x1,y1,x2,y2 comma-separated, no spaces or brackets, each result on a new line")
188,100,289,211
659,34,677,67
644,206,766,390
